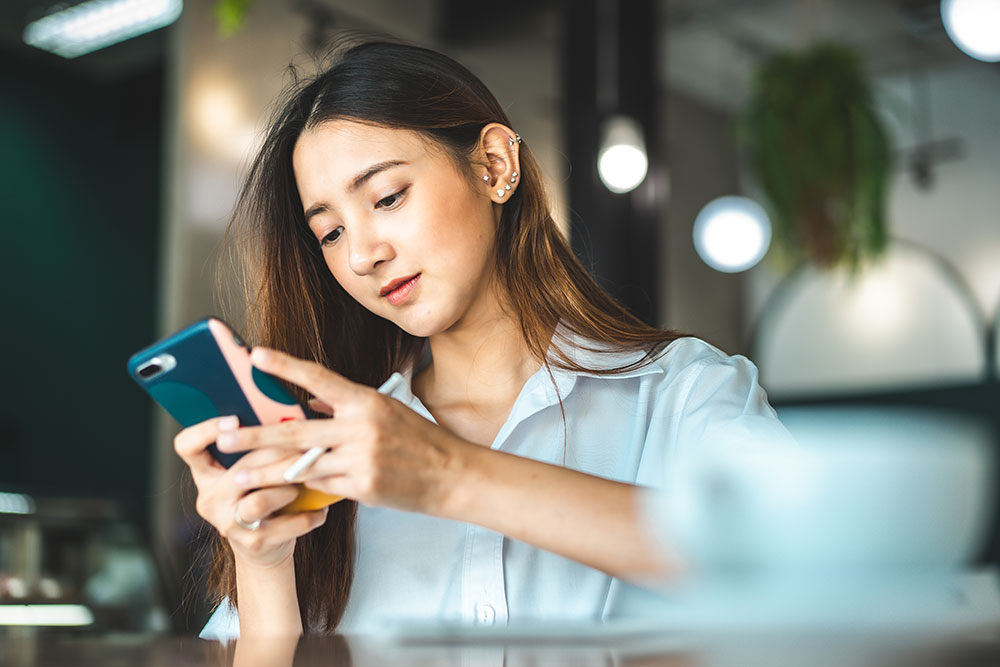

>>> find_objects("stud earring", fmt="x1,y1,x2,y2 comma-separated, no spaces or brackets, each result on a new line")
504,184,511,191
496,189,505,197
510,171,518,183
482,175,489,182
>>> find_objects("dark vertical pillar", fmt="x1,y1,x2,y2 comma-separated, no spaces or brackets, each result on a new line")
563,0,662,326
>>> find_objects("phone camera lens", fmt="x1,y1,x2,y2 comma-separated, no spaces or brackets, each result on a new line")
138,363,162,379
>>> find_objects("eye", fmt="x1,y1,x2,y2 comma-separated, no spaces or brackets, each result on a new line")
319,227,343,247
375,187,408,210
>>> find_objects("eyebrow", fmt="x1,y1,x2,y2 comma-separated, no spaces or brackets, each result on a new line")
303,159,408,224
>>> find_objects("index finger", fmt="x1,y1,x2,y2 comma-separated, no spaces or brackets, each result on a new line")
249,347,361,405
174,415,235,475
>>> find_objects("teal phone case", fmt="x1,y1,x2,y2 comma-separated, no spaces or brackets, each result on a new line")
127,317,304,467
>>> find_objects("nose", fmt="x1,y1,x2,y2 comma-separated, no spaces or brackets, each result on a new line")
347,223,395,275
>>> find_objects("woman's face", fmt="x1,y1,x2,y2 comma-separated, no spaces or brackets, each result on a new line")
292,120,502,338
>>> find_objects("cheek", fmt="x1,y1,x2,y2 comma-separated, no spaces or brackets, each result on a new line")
421,192,494,267
325,254,367,302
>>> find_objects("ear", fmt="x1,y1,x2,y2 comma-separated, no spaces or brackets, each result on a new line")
478,123,521,204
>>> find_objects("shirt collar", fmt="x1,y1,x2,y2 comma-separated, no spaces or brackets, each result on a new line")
547,323,666,379
376,323,666,419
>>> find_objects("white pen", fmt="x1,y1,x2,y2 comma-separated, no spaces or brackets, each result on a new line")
283,446,325,483
282,372,407,483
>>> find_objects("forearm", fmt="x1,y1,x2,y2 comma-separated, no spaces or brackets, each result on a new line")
442,445,677,583
234,554,303,636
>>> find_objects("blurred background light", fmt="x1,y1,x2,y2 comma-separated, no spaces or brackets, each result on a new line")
754,244,986,396
941,0,1000,62
0,604,94,626
188,75,258,165
693,196,772,273
841,263,908,340
22,0,182,59
597,114,648,194
0,491,35,515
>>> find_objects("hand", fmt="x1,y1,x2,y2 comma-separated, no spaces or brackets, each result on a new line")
173,416,330,569
215,347,471,516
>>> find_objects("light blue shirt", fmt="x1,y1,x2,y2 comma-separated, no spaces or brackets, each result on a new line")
200,333,789,640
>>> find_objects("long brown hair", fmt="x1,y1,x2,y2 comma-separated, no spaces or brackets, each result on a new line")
208,36,684,633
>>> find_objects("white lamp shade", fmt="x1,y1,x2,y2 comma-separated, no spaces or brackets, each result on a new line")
693,196,772,273
597,115,648,194
941,0,1000,62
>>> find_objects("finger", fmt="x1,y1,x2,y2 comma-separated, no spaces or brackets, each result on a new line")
308,397,334,416
227,446,302,473
217,418,345,454
174,415,239,475
232,448,350,490
250,347,361,405
232,486,301,527
303,475,357,500
237,507,329,545
196,450,301,527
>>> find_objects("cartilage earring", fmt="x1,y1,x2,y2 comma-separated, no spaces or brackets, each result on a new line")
508,136,515,146
482,175,489,182
496,189,505,197
504,184,511,191
510,172,518,183
515,134,521,143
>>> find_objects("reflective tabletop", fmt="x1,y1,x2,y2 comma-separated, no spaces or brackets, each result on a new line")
2,628,1000,667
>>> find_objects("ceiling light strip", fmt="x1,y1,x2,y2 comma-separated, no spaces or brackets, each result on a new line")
23,0,183,59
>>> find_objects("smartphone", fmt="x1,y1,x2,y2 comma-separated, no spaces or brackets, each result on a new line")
127,316,341,513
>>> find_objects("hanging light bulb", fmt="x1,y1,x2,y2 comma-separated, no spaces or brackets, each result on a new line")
941,0,1000,62
597,114,648,194
693,196,772,273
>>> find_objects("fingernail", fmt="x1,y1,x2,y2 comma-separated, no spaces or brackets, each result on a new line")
234,471,250,487
219,415,239,432
217,431,238,450
250,348,271,365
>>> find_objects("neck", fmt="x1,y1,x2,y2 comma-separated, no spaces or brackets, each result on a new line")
415,307,543,412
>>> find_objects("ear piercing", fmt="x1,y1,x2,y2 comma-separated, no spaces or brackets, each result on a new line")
507,134,522,147
490,169,520,199
483,175,489,182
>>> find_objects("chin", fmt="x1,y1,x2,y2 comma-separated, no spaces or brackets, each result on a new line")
386,308,460,339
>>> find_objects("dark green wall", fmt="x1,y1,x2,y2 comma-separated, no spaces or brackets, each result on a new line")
0,48,162,527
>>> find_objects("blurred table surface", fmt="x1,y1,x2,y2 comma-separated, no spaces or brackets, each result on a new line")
2,628,1000,667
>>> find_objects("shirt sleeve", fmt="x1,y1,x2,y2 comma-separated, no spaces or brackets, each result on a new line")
633,338,795,489
672,349,795,459
199,598,240,642
604,340,796,620
641,339,798,571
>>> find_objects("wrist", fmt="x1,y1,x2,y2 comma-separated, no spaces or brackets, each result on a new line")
234,546,302,636
232,542,296,574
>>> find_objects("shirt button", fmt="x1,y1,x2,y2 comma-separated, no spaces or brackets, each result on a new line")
474,602,496,625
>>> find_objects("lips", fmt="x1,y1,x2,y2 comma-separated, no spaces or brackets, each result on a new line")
380,273,420,297
380,274,421,306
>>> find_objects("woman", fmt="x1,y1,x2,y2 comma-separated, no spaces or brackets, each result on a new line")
176,39,788,639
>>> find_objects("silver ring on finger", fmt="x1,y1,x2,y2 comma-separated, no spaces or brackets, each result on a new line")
233,504,261,532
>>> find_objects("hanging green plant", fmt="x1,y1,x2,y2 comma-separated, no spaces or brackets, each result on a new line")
215,0,255,37
739,42,892,270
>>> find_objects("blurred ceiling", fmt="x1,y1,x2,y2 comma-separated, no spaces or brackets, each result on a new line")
0,0,990,97
0,0,166,79
664,0,989,111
